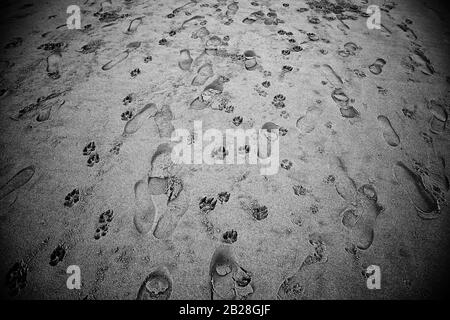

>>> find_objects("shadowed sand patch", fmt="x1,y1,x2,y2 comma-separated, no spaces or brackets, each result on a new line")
394,161,440,219
340,184,383,250
209,245,253,300
137,266,173,300
133,178,156,235
123,103,158,135
0,166,35,200
377,115,400,147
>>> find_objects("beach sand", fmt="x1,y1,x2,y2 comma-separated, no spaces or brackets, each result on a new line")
0,0,449,299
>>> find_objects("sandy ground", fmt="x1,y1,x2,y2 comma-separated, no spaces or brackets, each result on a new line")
0,0,450,300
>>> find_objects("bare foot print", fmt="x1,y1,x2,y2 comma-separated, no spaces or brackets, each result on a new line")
393,161,440,219
153,186,190,239
296,105,323,134
46,52,62,79
277,236,328,300
192,63,213,86
102,50,130,71
341,184,383,250
125,17,143,34
427,100,448,134
0,165,35,200
209,245,253,300
123,103,158,135
133,178,156,235
137,266,173,300
377,115,400,147
154,105,174,138
178,49,193,71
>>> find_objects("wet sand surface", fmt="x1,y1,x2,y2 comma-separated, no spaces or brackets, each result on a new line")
0,0,449,299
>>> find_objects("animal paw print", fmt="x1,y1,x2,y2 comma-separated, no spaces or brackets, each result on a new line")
281,49,290,56
218,191,230,204
310,203,319,215
292,45,303,52
94,209,113,240
324,174,335,184
250,201,268,221
222,229,237,244
64,188,80,207
199,196,217,213
279,127,288,136
280,110,290,119
130,68,141,78
49,243,66,266
262,80,271,88
272,94,286,109
224,104,235,113
121,110,133,121
83,141,96,156
282,65,293,72
87,152,100,167
238,145,250,154
293,185,307,196
212,146,228,160
144,55,152,63
166,176,183,202
123,93,134,105
159,38,168,45
5,260,28,296
280,159,292,170
110,141,122,155
233,116,243,126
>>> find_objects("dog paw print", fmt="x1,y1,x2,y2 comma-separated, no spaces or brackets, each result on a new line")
233,116,243,126
280,159,292,170
144,55,152,63
49,243,67,266
110,141,122,155
293,185,307,196
292,45,303,52
272,94,286,109
130,68,141,78
262,80,271,88
290,213,303,227
199,196,217,213
324,174,335,184
218,191,230,204
279,127,288,136
169,30,176,36
282,65,293,72
310,203,319,215
166,176,183,202
224,104,235,113
222,229,237,244
87,152,100,167
94,209,113,240
280,110,290,119
83,141,96,156
250,201,268,221
121,110,133,121
212,146,228,160
238,145,250,154
123,93,134,105
281,49,290,56
64,188,80,207
158,38,168,45
5,260,28,296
